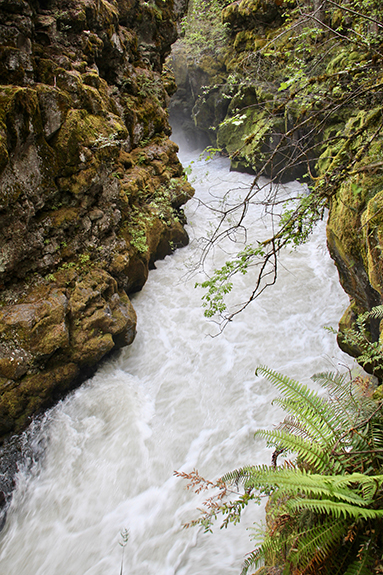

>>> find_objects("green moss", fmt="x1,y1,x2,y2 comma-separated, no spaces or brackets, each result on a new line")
0,86,21,125
361,190,383,294
373,384,383,401
326,48,366,75
1,388,25,420
234,30,257,52
96,0,119,25
53,109,127,174
36,58,58,85
80,84,108,114
82,72,102,89
0,132,9,176
0,87,40,144
327,179,366,259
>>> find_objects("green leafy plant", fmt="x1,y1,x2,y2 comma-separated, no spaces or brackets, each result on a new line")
196,192,326,323
195,244,266,318
45,273,56,283
339,306,383,376
130,226,148,253
198,146,222,161
136,72,163,101
180,0,230,57
179,0,383,331
79,253,90,265
129,208,149,254
177,366,383,574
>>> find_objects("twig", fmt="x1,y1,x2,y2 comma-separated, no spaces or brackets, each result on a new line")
326,0,383,30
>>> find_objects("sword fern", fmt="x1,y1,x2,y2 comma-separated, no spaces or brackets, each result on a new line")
178,367,383,574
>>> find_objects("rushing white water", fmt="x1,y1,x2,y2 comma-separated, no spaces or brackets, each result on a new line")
0,147,355,575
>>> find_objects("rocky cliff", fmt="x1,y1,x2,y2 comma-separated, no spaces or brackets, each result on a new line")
170,0,383,366
0,0,193,441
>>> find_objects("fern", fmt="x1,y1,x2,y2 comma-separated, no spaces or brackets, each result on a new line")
225,468,383,505
343,540,375,575
365,305,383,320
181,367,383,573
239,549,263,575
291,517,348,571
287,497,383,520
312,371,364,422
257,366,352,444
338,305,383,376
254,428,336,471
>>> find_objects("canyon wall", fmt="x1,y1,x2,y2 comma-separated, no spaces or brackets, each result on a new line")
0,0,193,441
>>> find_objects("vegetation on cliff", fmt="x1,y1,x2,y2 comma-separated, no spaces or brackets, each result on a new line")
178,367,383,574
171,0,383,352
174,1,383,573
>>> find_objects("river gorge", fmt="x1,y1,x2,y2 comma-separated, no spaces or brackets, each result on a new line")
1,0,383,572
0,143,355,574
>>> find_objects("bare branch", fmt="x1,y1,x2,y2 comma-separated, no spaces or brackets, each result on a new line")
326,0,383,30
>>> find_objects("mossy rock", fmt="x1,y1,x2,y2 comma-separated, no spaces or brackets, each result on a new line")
233,30,258,52
218,107,268,156
35,85,72,140
9,363,80,434
0,46,33,85
361,190,383,295
327,176,383,313
161,67,177,97
222,0,283,33
0,87,40,150
0,131,9,176
80,84,109,115
53,109,127,174
0,0,195,444
327,179,366,260
193,86,232,146
217,107,294,177
326,48,367,75
337,303,360,359
324,105,383,303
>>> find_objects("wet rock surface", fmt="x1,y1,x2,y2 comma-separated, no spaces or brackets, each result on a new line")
0,0,193,442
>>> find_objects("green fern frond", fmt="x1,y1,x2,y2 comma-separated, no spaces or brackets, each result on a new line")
324,472,383,500
243,528,294,573
343,562,373,575
312,370,360,418
273,400,342,448
343,540,375,575
239,549,263,575
363,305,383,320
314,371,377,412
287,497,383,520
221,464,271,486
182,365,383,574
254,428,335,472
223,467,383,510
311,371,379,438
230,468,382,505
291,517,348,570
257,366,348,444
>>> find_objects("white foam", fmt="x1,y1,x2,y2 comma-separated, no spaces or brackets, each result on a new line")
0,149,354,574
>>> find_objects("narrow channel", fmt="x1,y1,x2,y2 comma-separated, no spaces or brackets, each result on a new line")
0,144,353,574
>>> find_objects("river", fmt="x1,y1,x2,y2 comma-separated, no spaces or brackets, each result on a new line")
0,144,354,574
